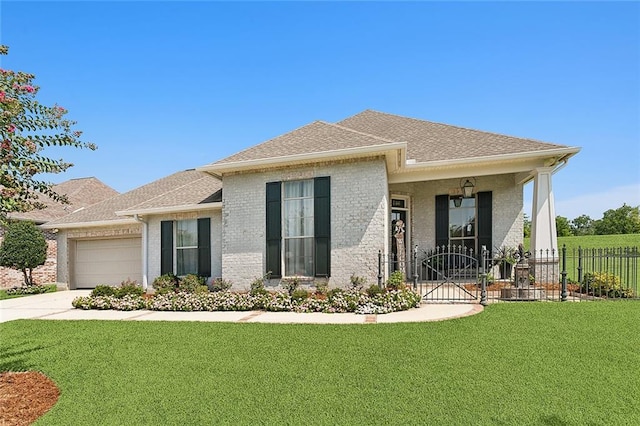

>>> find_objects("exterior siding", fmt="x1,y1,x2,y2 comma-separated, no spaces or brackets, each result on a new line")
222,158,389,289
389,173,523,255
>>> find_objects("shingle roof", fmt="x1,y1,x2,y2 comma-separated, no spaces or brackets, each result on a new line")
337,110,569,163
207,110,574,169
213,120,399,165
9,177,119,223
46,170,222,226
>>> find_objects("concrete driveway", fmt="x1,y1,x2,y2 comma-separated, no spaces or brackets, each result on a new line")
0,290,482,324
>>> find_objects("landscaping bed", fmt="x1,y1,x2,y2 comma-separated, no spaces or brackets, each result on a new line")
72,273,422,315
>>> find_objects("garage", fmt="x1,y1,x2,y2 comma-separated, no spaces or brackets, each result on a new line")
73,238,142,288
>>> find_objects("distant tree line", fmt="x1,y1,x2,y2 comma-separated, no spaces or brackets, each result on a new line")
524,204,640,237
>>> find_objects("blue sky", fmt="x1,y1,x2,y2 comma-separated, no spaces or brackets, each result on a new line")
1,1,638,220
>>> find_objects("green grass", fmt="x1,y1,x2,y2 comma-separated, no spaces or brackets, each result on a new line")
524,233,640,252
2,303,639,425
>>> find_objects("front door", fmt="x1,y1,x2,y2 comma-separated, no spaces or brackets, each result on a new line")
391,197,409,276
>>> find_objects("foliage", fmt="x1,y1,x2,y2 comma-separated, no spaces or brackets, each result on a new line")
281,277,300,296
249,273,269,296
178,274,206,293
91,280,144,298
313,280,328,296
0,45,96,223
72,286,422,315
2,283,56,299
152,274,179,295
570,214,595,236
210,277,232,293
494,246,517,264
386,270,405,290
0,220,47,285
523,213,531,238
593,204,640,235
349,274,367,290
91,285,116,297
366,284,382,297
555,216,572,237
581,272,634,298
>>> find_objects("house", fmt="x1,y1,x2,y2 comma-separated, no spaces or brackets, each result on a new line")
0,177,118,288
43,110,580,290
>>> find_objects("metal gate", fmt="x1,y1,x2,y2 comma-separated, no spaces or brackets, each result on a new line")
418,246,485,303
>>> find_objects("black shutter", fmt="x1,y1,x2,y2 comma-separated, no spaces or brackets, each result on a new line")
265,182,282,278
197,218,211,277
314,177,331,277
477,191,493,256
160,220,173,275
435,195,449,248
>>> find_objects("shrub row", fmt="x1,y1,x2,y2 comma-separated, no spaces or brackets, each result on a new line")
72,288,422,315
5,284,57,296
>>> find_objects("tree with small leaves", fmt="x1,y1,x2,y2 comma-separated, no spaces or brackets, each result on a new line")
0,220,47,286
0,45,96,225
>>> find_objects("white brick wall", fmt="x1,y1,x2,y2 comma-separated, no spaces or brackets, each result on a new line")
147,210,222,286
221,158,389,289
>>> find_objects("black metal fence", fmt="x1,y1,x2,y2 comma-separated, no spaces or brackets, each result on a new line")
377,245,640,304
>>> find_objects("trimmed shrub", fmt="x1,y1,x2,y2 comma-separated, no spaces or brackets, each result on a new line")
152,274,179,294
115,279,144,298
581,272,634,298
178,274,206,293
250,275,269,296
91,285,116,297
386,270,405,290
291,288,309,302
210,277,232,293
366,284,382,297
6,284,56,296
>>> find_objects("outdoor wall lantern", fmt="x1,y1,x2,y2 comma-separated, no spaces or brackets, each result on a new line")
453,197,463,208
461,177,476,198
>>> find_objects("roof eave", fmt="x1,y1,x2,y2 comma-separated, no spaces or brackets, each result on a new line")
196,142,408,175
41,218,140,230
116,202,223,217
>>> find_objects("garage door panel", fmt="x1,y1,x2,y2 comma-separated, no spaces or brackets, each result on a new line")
74,238,142,288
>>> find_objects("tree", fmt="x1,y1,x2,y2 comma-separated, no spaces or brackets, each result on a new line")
0,45,96,224
0,220,47,286
555,215,572,237
594,204,640,235
571,214,594,236
523,213,531,238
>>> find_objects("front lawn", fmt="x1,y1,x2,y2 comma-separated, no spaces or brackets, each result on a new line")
1,302,638,425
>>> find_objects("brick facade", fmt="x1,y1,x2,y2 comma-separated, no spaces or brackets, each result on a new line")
0,230,58,289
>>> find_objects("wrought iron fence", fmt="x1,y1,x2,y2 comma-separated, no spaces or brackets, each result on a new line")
376,245,640,303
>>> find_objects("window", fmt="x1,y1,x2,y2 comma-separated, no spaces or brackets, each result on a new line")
435,192,492,256
449,196,476,252
161,218,211,277
266,177,330,278
283,180,314,276
176,220,198,275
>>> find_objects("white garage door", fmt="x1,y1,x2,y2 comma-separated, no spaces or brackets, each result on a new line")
74,238,142,288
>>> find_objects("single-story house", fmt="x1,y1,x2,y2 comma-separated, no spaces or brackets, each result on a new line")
0,177,118,288
44,110,580,290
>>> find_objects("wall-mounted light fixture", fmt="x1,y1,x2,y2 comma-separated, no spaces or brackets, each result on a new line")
460,177,476,198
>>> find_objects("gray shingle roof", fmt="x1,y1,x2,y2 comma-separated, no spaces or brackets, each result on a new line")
9,177,119,223
213,120,399,165
46,170,222,226
337,110,569,163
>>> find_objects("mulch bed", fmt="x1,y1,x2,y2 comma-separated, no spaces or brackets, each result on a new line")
0,371,60,426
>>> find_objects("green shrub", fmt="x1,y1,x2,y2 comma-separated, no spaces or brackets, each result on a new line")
250,274,269,296
326,288,343,302
314,280,329,296
152,274,179,294
91,285,116,297
366,284,382,297
291,288,309,302
210,277,232,293
115,279,144,298
6,284,57,297
386,270,405,290
0,220,47,286
178,274,206,293
282,277,300,296
349,274,367,290
582,272,634,298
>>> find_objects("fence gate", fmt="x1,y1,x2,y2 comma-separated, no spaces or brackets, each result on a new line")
419,246,484,303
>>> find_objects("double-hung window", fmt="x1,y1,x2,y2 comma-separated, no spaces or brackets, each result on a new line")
266,177,330,278
161,218,211,277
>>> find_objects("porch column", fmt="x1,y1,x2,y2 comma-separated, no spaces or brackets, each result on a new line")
530,167,559,284
530,167,557,255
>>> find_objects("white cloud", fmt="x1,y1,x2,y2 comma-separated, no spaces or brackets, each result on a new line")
524,183,640,220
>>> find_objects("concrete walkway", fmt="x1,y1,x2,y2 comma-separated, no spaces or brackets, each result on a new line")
0,290,482,324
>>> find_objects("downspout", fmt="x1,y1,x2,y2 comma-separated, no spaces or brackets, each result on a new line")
134,214,149,291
